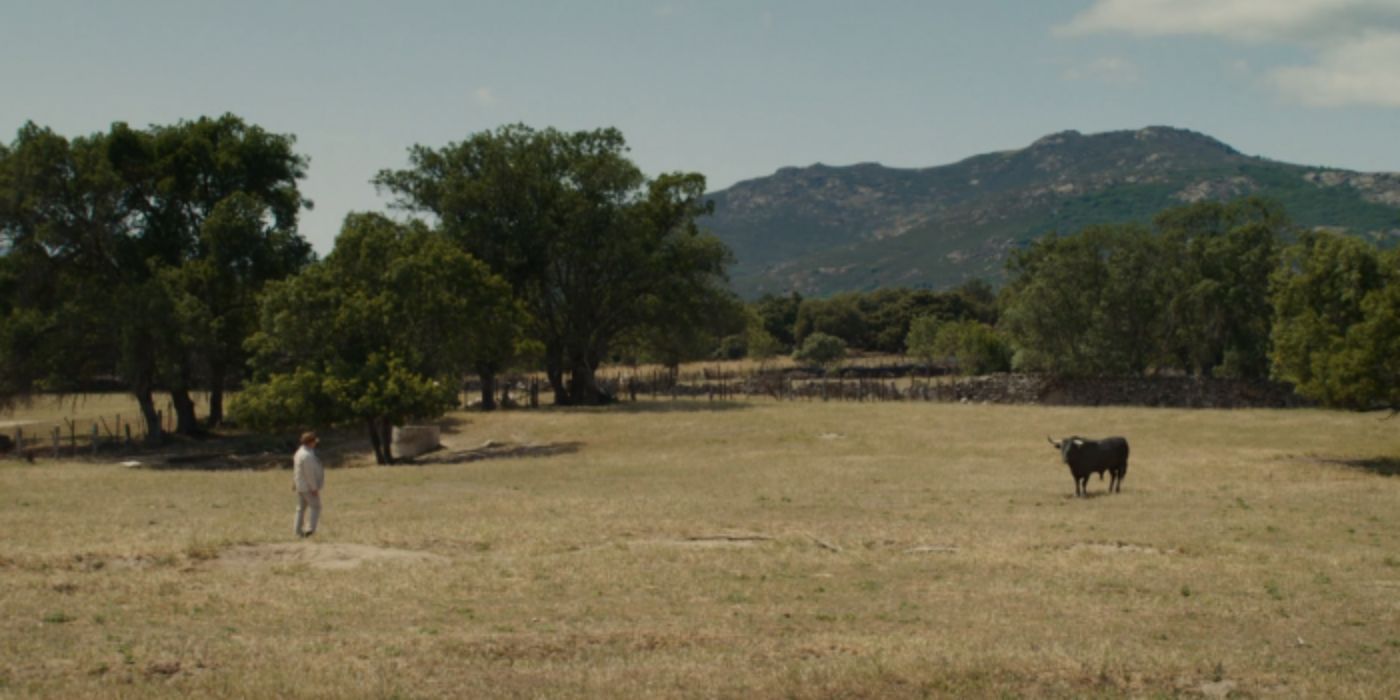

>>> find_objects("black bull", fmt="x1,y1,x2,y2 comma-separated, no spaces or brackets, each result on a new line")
1048,436,1129,497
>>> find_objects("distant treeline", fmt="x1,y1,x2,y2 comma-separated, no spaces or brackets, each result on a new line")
4,114,1397,457
707,197,1400,412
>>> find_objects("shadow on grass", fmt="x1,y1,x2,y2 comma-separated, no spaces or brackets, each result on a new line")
1063,490,1116,500
436,414,472,435
413,440,584,466
120,429,367,472
555,399,752,414
1324,456,1400,477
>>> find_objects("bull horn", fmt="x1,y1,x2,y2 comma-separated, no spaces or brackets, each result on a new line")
1047,436,1061,448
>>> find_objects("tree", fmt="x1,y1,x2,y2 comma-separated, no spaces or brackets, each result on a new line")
1270,230,1397,409
620,286,746,372
905,315,943,370
932,320,1012,376
744,307,784,367
0,117,312,442
1000,224,1172,376
113,114,312,431
375,125,731,405
793,294,867,349
233,214,521,464
1157,198,1284,379
753,291,802,352
791,287,992,354
0,123,161,433
793,332,847,372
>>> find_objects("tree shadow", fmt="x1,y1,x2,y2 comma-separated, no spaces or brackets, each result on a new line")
556,400,752,415
436,414,472,435
118,428,367,471
411,441,584,465
1323,456,1400,477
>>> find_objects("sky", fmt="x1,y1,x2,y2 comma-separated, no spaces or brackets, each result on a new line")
3,0,1399,254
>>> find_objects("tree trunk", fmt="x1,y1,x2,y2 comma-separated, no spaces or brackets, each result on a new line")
380,419,395,464
207,365,226,427
367,417,390,465
478,367,498,411
546,346,571,406
568,356,613,406
134,386,163,445
170,387,200,436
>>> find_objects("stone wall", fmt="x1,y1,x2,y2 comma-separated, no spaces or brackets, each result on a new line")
391,425,441,459
941,374,1312,409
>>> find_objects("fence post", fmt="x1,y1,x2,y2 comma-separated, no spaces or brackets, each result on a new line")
92,423,100,456
52,427,61,459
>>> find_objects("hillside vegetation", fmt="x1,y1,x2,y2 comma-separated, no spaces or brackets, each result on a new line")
705,127,1400,296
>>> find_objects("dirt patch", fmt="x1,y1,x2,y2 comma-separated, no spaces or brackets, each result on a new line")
631,533,774,549
905,544,960,554
1068,541,1168,555
213,542,450,571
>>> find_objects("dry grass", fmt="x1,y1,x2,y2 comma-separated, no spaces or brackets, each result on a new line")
2,398,1399,698
1,393,213,451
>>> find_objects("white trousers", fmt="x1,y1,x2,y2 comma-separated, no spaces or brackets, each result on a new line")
295,492,321,536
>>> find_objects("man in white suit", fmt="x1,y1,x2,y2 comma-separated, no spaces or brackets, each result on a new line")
293,431,325,538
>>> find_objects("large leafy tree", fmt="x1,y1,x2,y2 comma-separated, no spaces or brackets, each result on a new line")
1157,198,1285,379
234,213,521,463
999,199,1286,380
1271,230,1400,409
0,124,151,422
753,291,802,352
1000,224,1173,376
113,114,312,431
375,125,732,406
0,116,311,441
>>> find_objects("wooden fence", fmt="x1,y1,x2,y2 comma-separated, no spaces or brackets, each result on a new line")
3,406,177,460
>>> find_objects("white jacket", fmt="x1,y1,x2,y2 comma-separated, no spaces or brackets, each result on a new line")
293,446,325,493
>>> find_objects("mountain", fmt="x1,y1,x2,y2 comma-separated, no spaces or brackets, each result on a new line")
703,126,1400,298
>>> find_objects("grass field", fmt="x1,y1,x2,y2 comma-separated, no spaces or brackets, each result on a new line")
2,398,1399,698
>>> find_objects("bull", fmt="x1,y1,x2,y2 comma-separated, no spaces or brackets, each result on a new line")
1047,435,1129,497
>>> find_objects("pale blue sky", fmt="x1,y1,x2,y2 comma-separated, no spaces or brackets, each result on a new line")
4,0,1398,253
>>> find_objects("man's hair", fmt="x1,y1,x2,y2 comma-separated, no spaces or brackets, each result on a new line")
300,431,318,446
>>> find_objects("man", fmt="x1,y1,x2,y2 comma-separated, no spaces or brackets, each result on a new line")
292,431,325,538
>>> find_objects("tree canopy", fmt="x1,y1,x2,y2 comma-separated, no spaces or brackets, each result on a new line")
999,198,1290,379
0,116,312,440
375,124,732,405
793,332,847,372
233,213,521,463
1270,230,1400,410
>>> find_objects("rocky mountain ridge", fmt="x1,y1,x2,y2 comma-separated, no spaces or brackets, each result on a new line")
703,127,1400,298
